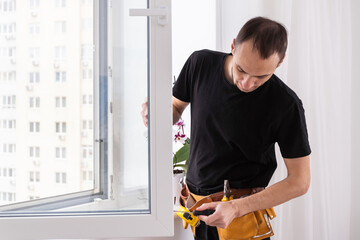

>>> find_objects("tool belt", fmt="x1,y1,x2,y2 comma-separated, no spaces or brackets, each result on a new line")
180,186,276,240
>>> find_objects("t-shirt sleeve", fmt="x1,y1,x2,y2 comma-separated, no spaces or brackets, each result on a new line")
276,100,311,158
172,52,196,103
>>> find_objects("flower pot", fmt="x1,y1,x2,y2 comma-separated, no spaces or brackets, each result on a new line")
173,170,185,209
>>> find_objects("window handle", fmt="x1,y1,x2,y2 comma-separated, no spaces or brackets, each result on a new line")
129,6,168,26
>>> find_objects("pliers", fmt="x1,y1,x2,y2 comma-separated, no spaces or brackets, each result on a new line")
221,180,234,201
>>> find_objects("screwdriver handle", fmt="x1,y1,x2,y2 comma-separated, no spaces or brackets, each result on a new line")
193,209,215,216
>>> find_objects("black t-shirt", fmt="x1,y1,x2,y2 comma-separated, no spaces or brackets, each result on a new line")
173,50,311,195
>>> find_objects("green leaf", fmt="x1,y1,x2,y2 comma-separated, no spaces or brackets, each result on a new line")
173,143,190,164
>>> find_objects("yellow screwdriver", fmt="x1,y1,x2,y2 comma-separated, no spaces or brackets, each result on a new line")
175,206,215,227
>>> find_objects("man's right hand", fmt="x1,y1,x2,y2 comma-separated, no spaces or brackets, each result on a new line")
141,97,148,127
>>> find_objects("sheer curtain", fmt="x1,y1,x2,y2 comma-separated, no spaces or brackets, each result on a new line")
219,0,356,239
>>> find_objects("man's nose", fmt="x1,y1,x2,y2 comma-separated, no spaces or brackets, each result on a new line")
241,75,255,90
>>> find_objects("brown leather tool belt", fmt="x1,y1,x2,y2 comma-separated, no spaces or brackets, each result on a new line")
179,185,275,240
180,186,252,211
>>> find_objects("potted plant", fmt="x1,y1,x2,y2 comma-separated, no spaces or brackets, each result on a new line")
172,119,190,207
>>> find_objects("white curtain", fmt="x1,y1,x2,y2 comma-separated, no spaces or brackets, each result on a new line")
219,0,356,239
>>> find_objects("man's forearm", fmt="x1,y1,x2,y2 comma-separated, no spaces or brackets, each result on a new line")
234,156,311,217
173,106,182,124
233,177,308,217
172,96,189,124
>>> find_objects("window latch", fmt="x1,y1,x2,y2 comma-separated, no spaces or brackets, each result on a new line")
129,6,168,26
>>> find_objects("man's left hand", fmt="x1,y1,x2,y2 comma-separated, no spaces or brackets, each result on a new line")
195,201,241,229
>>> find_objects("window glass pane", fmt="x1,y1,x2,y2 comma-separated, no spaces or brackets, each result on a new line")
0,0,151,217
0,0,95,210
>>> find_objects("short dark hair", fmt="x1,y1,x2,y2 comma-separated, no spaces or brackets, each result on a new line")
235,17,288,60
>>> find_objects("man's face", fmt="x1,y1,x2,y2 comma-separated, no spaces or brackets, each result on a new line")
231,40,282,93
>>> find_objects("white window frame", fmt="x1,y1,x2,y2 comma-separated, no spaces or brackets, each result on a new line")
0,0,173,238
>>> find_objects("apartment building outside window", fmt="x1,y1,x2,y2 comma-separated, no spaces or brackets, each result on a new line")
0,192,16,202
9,71,15,81
81,19,92,31
29,171,40,182
54,21,66,34
29,122,40,133
0,25,7,35
82,171,93,181
55,147,66,159
0,23,16,37
55,46,66,60
9,47,15,58
55,122,66,133
29,146,40,158
81,0,92,5
0,72,14,82
82,94,92,105
1,119,16,129
29,97,40,108
82,120,92,130
0,0,16,13
29,23,40,35
8,22,16,34
55,97,66,108
29,196,40,200
81,44,92,60
9,119,15,129
2,95,16,108
55,172,66,184
55,0,66,8
29,47,40,60
55,71,66,82
29,72,40,84
0,168,15,178
8,144,15,153
82,145,92,159
82,69,92,80
3,143,16,154
29,0,39,9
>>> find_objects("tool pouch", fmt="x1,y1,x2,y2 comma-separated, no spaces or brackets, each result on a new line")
179,185,197,236
186,189,276,240
216,207,276,240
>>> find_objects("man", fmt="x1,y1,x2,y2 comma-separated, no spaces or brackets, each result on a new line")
142,17,311,240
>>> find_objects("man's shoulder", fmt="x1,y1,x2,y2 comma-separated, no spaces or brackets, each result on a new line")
190,49,228,62
269,75,303,106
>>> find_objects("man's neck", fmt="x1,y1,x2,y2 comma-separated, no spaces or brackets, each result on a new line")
224,55,233,85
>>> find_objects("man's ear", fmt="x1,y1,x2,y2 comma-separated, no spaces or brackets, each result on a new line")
277,54,286,68
231,38,236,54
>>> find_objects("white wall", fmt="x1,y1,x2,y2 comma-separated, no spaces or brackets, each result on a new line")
350,0,360,238
172,0,216,138
219,0,357,239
